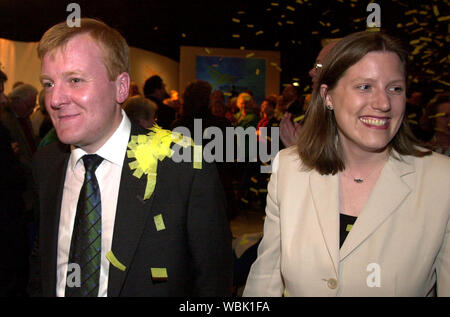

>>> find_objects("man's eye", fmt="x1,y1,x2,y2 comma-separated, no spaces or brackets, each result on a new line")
357,84,371,91
43,82,54,88
71,78,82,84
389,86,404,93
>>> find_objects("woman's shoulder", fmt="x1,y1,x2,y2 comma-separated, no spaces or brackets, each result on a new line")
274,146,307,173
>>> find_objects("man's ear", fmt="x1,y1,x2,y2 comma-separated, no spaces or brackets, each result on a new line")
115,72,130,104
320,84,333,107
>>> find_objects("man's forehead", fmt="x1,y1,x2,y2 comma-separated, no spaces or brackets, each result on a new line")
43,33,102,61
317,42,337,62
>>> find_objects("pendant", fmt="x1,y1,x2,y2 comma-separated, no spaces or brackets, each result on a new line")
353,178,364,183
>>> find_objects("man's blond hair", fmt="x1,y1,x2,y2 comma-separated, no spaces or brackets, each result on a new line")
38,18,129,81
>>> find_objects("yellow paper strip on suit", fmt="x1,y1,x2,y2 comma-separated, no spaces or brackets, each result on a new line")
106,250,126,271
193,145,202,169
154,214,166,231
151,268,168,280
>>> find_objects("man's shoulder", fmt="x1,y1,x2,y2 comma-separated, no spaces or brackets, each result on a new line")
33,141,69,166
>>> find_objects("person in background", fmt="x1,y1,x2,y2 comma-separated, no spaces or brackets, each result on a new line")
244,31,449,297
234,92,258,129
143,75,175,129
123,95,157,129
420,93,450,156
128,81,141,97
280,39,339,148
0,69,8,107
1,83,38,167
0,121,29,297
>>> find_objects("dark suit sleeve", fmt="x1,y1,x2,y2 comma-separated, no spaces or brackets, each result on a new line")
186,161,233,296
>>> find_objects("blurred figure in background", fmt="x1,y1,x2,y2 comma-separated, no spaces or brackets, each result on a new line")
420,93,450,156
143,75,175,129
123,95,157,129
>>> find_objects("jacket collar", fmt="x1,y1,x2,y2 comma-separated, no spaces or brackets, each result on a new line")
309,151,415,273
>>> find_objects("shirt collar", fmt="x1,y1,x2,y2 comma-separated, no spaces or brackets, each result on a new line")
69,110,132,171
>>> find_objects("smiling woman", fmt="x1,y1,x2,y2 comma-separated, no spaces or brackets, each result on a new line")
243,31,450,297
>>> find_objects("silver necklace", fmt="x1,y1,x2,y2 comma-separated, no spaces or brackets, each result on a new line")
344,163,385,184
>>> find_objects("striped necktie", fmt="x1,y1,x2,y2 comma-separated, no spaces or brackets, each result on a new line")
65,154,103,297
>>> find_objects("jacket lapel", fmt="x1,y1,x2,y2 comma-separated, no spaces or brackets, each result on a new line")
340,154,415,260
107,125,156,297
40,143,70,296
309,171,340,277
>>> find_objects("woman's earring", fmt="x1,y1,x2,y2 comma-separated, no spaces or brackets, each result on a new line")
326,104,333,110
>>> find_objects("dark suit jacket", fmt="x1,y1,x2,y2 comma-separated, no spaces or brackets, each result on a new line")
32,123,233,296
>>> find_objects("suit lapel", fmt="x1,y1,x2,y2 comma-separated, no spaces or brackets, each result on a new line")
107,124,156,297
340,154,415,260
309,171,340,277
40,143,70,296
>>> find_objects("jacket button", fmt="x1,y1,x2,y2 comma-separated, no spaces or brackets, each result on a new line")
327,278,338,289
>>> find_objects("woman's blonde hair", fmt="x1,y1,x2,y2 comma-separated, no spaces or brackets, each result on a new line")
298,31,430,175
38,18,129,81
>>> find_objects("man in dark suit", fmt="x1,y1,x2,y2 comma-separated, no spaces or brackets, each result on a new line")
32,18,232,297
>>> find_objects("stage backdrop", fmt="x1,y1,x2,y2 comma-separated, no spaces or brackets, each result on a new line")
0,38,179,97
180,46,280,105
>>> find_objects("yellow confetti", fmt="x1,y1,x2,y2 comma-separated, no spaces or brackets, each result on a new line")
293,115,305,123
428,113,446,119
154,214,166,231
437,16,450,22
331,29,340,34
232,18,240,23
256,68,260,75
408,120,418,125
232,34,240,38
246,52,255,58
204,48,211,54
255,30,264,36
408,113,417,119
250,187,259,194
251,177,258,183
270,2,279,6
247,24,254,28
286,20,294,25
433,5,439,16
127,125,195,200
405,9,418,15
286,5,295,11
240,198,249,204
150,268,168,281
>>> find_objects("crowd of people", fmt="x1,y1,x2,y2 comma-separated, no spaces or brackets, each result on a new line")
0,18,448,297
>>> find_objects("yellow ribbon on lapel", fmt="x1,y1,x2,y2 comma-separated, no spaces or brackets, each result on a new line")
127,125,196,200
106,250,126,272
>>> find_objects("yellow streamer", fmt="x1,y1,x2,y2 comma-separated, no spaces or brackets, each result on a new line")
127,124,197,200
106,250,126,271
